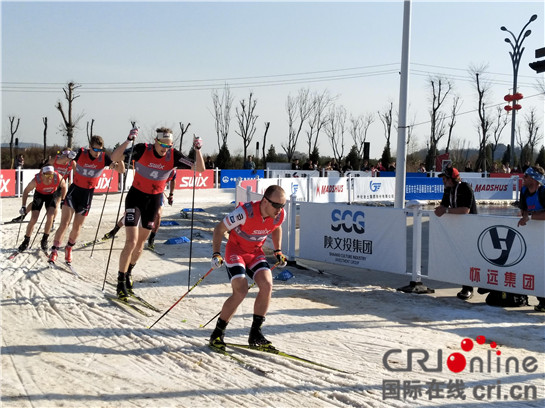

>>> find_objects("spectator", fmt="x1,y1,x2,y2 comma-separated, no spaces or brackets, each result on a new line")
516,165,545,312
291,159,300,170
302,159,313,171
15,154,24,168
464,161,473,172
377,160,386,173
243,155,255,170
388,161,396,172
342,160,353,174
522,161,531,173
361,160,370,171
205,156,215,169
331,159,340,172
434,166,478,301
418,162,427,173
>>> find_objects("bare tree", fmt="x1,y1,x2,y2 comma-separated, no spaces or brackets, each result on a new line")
305,89,334,158
282,88,312,161
86,119,95,145
349,113,374,159
43,117,48,162
178,122,191,152
235,92,259,160
211,84,233,150
8,116,20,167
56,81,83,148
489,106,509,162
472,69,492,171
521,107,542,164
262,122,270,167
426,76,452,167
378,101,395,149
325,104,347,164
444,95,461,153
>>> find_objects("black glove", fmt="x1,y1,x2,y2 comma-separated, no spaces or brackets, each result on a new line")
168,194,174,206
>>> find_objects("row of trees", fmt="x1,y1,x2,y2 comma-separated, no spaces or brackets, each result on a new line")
5,66,544,172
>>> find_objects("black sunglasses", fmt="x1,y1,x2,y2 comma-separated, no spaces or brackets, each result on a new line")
264,195,285,209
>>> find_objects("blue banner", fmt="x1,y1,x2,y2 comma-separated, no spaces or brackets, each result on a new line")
220,169,264,188
405,177,444,200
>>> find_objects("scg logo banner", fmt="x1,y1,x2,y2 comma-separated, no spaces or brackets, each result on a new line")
477,225,526,267
331,209,365,234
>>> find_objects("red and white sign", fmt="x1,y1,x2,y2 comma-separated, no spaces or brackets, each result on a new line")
94,170,119,193
0,170,16,197
174,170,214,189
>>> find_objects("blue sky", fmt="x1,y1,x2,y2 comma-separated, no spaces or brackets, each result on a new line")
2,1,544,161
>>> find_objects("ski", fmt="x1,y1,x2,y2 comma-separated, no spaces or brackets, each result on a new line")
208,343,271,376
8,250,21,261
77,235,112,249
105,294,151,317
130,293,161,313
225,343,352,374
65,262,81,279
104,282,160,313
144,244,165,256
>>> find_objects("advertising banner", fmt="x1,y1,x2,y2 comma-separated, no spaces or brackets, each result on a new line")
0,170,16,197
428,214,545,296
220,169,264,188
463,177,515,200
299,202,406,274
94,170,119,193
175,170,215,189
308,177,348,203
353,177,396,201
268,169,319,178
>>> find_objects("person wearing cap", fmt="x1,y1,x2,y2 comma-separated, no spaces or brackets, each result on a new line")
109,127,205,300
16,166,67,252
49,135,125,265
10,149,78,224
434,165,478,301
517,165,545,312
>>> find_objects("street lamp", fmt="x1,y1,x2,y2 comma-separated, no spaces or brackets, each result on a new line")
501,14,537,169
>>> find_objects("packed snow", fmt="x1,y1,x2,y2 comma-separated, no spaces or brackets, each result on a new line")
1,189,544,407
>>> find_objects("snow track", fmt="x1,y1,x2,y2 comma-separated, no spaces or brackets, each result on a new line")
2,193,544,407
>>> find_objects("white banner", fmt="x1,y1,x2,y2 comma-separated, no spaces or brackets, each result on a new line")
299,203,406,274
462,177,515,200
268,169,319,178
308,177,348,203
428,214,545,296
353,177,396,201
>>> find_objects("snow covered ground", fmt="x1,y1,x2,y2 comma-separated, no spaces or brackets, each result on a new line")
1,189,544,407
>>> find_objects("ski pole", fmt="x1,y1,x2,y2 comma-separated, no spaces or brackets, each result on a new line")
102,125,137,292
148,267,214,329
19,212,48,265
199,263,279,328
15,209,25,245
187,152,198,291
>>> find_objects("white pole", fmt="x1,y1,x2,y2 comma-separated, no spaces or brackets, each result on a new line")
394,0,412,209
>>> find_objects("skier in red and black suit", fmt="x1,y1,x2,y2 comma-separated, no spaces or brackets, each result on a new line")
110,127,205,300
209,184,288,348
16,166,68,253
49,135,125,264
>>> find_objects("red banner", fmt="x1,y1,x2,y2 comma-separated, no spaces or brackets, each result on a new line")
174,170,214,189
0,170,16,197
94,170,119,193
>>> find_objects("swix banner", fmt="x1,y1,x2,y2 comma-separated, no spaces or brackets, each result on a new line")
94,170,119,193
0,170,16,197
174,170,214,189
